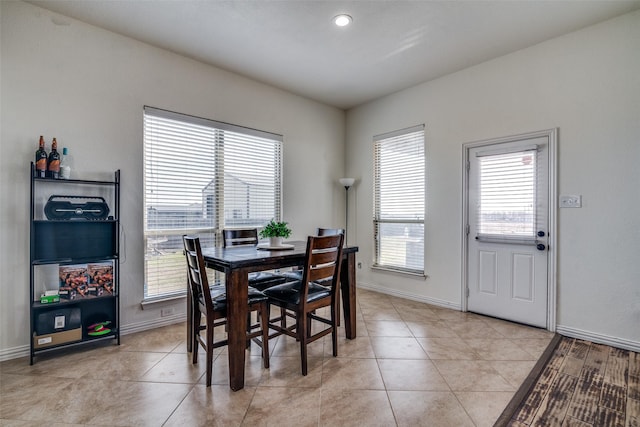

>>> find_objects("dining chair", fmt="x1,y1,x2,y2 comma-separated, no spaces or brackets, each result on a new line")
279,227,344,281
263,234,344,375
222,228,288,291
183,235,270,387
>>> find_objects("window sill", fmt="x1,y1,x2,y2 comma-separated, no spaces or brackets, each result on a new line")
371,265,427,279
140,293,186,309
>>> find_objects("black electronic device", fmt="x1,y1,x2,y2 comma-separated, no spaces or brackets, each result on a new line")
44,195,110,220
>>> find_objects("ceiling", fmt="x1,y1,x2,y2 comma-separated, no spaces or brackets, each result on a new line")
28,0,640,110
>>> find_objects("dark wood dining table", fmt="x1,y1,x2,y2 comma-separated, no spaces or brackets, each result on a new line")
186,240,359,391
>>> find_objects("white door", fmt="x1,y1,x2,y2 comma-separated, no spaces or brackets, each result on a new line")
466,133,552,328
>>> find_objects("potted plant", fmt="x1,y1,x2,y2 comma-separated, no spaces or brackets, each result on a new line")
259,219,292,247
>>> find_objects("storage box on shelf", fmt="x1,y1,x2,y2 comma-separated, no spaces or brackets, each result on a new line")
29,163,120,364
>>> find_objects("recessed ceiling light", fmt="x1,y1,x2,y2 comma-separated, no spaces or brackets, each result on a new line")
333,14,352,27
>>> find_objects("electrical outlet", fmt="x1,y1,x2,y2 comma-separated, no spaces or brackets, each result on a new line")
160,307,175,317
560,195,582,208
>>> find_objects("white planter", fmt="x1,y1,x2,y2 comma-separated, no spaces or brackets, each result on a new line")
269,237,283,247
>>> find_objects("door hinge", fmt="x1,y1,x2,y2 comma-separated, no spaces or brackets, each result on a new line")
465,224,470,235
466,287,469,298
466,161,470,172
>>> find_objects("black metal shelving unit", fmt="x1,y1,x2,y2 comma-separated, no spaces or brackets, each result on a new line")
29,163,120,364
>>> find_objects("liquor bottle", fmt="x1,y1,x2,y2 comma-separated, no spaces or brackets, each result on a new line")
35,135,48,178
59,147,71,179
47,138,61,179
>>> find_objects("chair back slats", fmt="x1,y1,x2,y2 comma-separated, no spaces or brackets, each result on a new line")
316,228,344,237
223,229,259,247
183,235,214,309
300,234,344,306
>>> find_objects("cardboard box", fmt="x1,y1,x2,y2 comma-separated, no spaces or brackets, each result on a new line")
40,294,60,304
33,328,82,349
36,307,81,335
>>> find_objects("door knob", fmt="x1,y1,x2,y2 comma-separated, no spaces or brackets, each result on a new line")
537,243,546,251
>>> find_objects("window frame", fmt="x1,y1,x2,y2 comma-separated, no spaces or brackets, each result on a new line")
373,125,426,276
142,106,283,301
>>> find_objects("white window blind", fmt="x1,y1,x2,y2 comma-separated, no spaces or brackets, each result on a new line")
143,107,282,300
373,125,425,275
476,148,537,239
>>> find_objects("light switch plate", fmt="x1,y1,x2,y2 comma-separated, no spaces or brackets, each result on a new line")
560,195,582,208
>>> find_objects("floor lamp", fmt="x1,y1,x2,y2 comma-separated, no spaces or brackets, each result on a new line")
339,178,355,244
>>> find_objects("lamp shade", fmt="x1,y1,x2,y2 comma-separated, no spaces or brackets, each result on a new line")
339,178,355,188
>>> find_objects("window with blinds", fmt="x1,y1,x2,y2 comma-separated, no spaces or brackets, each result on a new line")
143,107,282,300
476,148,537,240
373,125,425,275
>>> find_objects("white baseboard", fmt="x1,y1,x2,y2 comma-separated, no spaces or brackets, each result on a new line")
357,282,462,311
556,324,640,353
119,313,187,335
0,314,188,363
0,345,30,362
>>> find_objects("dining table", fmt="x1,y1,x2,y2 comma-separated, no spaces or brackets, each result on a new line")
186,240,359,391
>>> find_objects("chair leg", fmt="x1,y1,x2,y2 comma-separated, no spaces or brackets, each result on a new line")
260,304,270,369
205,315,214,387
246,311,252,349
192,308,200,365
299,312,308,376
332,305,338,357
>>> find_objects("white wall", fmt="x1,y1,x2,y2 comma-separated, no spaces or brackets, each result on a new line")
0,1,345,358
346,11,640,348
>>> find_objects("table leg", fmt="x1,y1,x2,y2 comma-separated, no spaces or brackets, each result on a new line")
340,252,357,339
226,269,248,391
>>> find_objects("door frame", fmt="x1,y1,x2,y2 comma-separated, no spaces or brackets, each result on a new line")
461,128,558,331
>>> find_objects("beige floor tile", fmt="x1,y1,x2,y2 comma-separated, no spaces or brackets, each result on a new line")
271,333,325,358
405,320,460,338
360,307,402,321
515,337,555,359
321,358,385,390
1,289,567,426
326,335,376,358
243,386,321,427
84,350,169,381
416,337,479,360
482,318,553,339
141,351,207,383
464,338,539,361
488,360,538,389
83,379,192,425
395,305,441,323
258,356,323,388
204,353,266,387
370,336,428,359
432,360,516,392
365,320,413,337
447,319,506,339
164,384,256,426
455,391,514,427
378,358,450,391
119,323,184,353
320,389,396,427
388,390,475,427
0,373,75,420
0,421,85,426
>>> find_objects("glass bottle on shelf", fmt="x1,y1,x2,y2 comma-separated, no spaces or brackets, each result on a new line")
47,138,60,179
59,147,71,179
35,136,48,178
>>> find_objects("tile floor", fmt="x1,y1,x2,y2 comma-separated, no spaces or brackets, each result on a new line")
0,289,554,426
